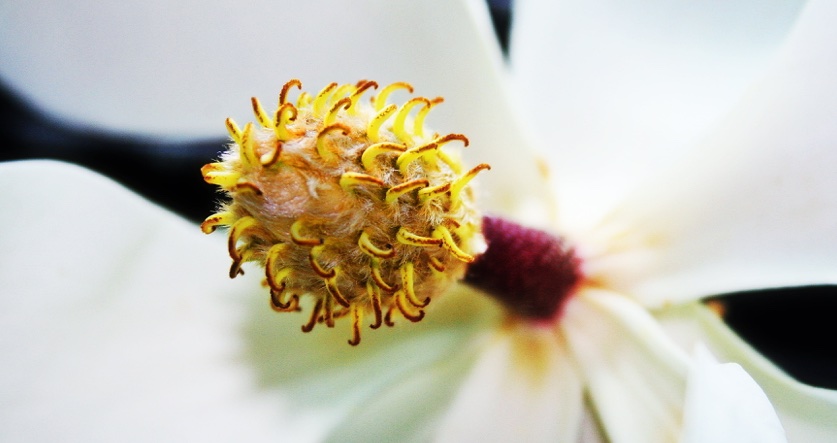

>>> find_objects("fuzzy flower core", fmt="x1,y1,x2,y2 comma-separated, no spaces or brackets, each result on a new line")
201,79,489,345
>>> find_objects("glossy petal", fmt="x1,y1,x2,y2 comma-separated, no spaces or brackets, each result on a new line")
509,0,805,229
680,344,786,443
562,289,689,443
435,323,584,442
0,160,498,441
581,0,837,306
0,0,549,217
658,303,837,442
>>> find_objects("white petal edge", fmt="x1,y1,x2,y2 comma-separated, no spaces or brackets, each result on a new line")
657,302,837,442
561,289,690,443
580,0,837,306
0,160,501,441
0,0,550,218
680,344,786,443
434,322,584,443
510,0,806,231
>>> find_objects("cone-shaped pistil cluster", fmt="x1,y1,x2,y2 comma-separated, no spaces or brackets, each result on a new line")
202,79,488,345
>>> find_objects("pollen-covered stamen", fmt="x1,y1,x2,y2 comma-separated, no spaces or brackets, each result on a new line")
347,304,363,346
225,118,244,145
251,97,273,128
396,227,443,247
367,281,384,329
358,231,395,259
413,97,443,137
393,97,431,144
227,216,259,262
279,78,302,105
361,142,407,171
290,220,323,246
385,178,429,204
400,262,429,307
374,81,414,110
340,172,385,192
259,140,283,167
418,182,451,203
433,225,475,263
450,163,491,203
200,211,235,234
349,80,378,114
270,290,299,312
274,103,298,141
395,289,426,322
313,82,338,116
201,163,240,188
396,141,439,173
370,259,397,292
239,122,260,167
325,98,352,126
301,299,324,333
464,216,583,320
317,123,350,161
325,273,351,307
368,104,397,143
309,245,335,278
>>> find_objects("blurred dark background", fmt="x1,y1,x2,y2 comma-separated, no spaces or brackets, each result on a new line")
1,0,834,390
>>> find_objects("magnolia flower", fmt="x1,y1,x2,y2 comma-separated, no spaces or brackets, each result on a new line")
1,0,836,442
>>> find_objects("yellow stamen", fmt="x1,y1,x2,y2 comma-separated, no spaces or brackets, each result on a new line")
367,104,397,143
290,220,322,246
396,141,438,173
418,182,451,203
200,211,236,234
358,231,395,259
394,289,425,322
325,97,352,126
309,245,335,278
433,225,475,263
313,82,338,116
374,82,414,111
316,123,350,161
239,122,259,167
227,216,259,262
367,281,383,329
396,227,442,247
279,78,302,105
414,97,443,137
274,103,298,141
301,299,324,332
251,96,273,128
339,172,385,192
400,262,429,307
325,272,351,307
361,142,407,171
370,259,397,292
393,97,430,144
347,304,362,346
450,163,491,203
385,178,429,204
349,80,378,114
225,117,243,145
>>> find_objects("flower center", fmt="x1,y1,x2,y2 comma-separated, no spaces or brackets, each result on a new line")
464,216,582,321
201,79,489,346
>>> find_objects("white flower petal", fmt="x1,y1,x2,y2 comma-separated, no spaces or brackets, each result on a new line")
0,160,497,441
658,303,837,442
562,289,689,443
0,0,548,217
680,344,786,443
435,323,584,443
582,0,837,305
510,0,805,229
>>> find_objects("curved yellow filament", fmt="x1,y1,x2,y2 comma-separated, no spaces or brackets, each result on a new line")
400,262,429,307
279,78,302,105
413,97,443,137
394,289,425,322
418,182,451,203
433,225,475,263
239,122,259,167
200,211,236,234
251,96,273,128
290,220,322,246
309,245,335,278
313,82,338,116
393,97,430,144
316,123,350,161
225,117,243,145
274,103,298,141
347,304,363,346
374,82,414,111
370,259,397,292
339,172,385,192
301,299,323,333
450,163,491,203
360,142,407,171
227,216,259,261
396,227,442,247
201,169,240,188
325,272,351,307
358,231,395,259
349,80,378,114
325,97,352,126
385,178,429,204
395,142,438,173
367,281,383,329
367,104,397,143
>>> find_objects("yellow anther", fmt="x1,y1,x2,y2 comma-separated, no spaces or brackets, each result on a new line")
259,140,283,167
396,141,438,173
394,289,425,322
385,178,429,204
265,243,291,290
374,82,414,111
325,272,351,307
231,181,263,195
358,231,395,259
433,225,475,263
270,289,299,311
370,259,397,292
428,255,446,273
396,227,443,247
200,211,236,234
225,117,243,145
325,97,352,126
316,123,350,161
251,96,273,128
229,246,256,278
274,103,298,141
227,216,259,262
339,172,385,192
367,104,397,143
400,262,429,307
347,304,363,346
313,82,338,116
450,163,491,203
322,292,335,327
309,245,335,278
393,97,430,144
349,80,378,114
279,79,302,105
239,122,259,167
414,97,443,137
301,299,323,333
434,133,470,148
367,281,384,329
330,83,357,106
201,164,240,188
418,182,451,203
361,142,407,171
297,91,312,108
290,220,322,246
